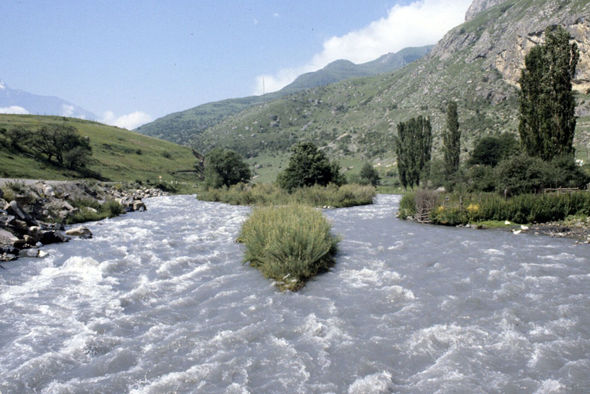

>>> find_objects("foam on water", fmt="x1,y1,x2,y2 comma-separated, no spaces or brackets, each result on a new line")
1,194,590,392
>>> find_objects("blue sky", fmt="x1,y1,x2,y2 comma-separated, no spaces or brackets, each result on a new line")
1,0,471,128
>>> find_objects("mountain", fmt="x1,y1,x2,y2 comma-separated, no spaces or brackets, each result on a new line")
135,46,433,145
189,0,590,169
0,81,96,120
279,46,433,93
0,114,196,182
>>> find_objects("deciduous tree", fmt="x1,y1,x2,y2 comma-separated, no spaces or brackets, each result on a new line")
519,26,579,161
443,101,460,177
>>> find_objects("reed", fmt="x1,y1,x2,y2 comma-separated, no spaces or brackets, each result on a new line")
198,183,375,208
401,190,590,225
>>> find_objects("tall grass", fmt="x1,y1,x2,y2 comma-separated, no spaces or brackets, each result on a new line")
198,183,375,208
66,199,124,224
238,205,339,291
400,190,590,225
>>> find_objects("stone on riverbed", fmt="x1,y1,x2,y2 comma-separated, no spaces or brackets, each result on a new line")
40,230,69,245
66,226,93,239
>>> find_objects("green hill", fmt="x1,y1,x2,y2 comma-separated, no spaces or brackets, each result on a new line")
189,0,590,181
0,115,198,182
135,46,433,146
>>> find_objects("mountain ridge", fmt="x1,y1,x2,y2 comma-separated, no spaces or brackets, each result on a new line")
135,45,433,144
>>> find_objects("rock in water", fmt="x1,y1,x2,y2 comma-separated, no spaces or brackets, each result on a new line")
65,226,93,239
132,201,147,212
40,231,69,245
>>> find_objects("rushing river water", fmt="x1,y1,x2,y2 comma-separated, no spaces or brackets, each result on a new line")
1,195,589,393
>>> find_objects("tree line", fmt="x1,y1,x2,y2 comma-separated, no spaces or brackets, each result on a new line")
394,25,586,195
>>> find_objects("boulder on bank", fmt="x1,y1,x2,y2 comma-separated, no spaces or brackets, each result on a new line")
0,180,163,263
0,228,19,246
5,200,34,224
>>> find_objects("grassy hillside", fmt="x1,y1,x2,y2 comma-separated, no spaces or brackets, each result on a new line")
136,46,433,146
0,114,198,182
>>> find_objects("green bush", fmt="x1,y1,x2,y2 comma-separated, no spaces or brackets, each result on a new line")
66,199,124,224
277,142,344,191
238,205,339,291
398,192,417,218
495,155,551,195
359,163,380,186
469,133,519,167
204,148,251,188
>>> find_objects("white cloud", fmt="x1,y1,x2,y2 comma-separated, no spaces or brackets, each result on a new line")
101,110,153,130
61,104,75,117
0,105,29,114
254,0,472,94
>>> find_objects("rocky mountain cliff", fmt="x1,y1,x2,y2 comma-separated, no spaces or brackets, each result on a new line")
465,0,508,21
434,0,590,93
188,0,590,168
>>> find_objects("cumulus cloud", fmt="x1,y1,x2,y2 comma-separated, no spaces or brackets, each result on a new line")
0,105,29,114
101,110,153,130
61,104,75,117
254,0,472,94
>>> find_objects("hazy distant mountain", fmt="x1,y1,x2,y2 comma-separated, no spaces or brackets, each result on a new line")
0,80,96,120
136,46,433,144
280,46,433,93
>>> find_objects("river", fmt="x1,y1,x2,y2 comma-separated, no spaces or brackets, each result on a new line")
1,195,589,393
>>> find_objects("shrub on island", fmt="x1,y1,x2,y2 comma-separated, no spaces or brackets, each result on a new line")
238,204,339,291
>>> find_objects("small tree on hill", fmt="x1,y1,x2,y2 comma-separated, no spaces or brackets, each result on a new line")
30,124,92,169
442,101,460,177
204,148,251,188
519,25,579,161
277,142,343,191
394,116,432,188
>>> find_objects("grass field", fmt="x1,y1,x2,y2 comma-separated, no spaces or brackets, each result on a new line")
0,114,200,183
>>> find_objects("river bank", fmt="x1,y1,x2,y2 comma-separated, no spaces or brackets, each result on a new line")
399,190,590,244
0,179,165,262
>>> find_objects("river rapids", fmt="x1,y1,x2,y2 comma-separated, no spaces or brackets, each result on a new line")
1,195,589,393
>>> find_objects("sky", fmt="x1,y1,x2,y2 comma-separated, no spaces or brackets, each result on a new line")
1,0,472,129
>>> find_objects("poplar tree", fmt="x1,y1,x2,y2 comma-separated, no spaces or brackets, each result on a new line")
395,116,432,188
518,25,579,161
442,101,460,177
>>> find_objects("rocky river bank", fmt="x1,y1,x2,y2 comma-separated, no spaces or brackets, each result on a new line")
0,180,166,263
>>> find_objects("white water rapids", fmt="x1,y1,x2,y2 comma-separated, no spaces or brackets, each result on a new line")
1,194,589,393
